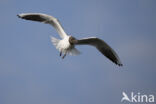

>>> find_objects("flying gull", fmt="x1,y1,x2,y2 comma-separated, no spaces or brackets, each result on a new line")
17,13,123,66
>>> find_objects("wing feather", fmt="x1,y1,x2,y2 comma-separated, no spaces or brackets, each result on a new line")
76,37,123,66
17,13,67,39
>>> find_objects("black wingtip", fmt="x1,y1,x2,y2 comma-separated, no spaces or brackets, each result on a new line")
118,63,123,67
17,14,21,18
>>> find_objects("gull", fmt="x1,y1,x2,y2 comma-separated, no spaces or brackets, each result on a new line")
17,13,123,66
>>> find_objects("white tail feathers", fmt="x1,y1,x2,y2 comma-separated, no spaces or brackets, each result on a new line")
50,36,80,56
50,36,60,47
68,48,81,56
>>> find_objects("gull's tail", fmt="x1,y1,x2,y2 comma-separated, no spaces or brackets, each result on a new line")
68,48,81,56
50,36,60,48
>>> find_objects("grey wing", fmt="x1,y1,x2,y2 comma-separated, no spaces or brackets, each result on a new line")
17,13,67,39
76,37,123,66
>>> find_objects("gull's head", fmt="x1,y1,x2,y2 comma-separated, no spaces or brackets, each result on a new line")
69,36,78,45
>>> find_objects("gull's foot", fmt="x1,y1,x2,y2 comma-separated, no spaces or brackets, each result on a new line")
62,54,66,59
60,52,62,56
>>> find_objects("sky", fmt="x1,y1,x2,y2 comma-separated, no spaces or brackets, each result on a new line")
0,0,156,104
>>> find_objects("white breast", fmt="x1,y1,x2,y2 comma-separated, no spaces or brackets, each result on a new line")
56,36,71,52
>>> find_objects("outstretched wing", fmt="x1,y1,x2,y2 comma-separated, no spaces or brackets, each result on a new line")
17,13,67,39
76,37,123,66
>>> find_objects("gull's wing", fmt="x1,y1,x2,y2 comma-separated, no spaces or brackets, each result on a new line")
17,13,67,39
76,37,123,66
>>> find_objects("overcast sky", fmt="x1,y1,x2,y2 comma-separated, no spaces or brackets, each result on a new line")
0,0,156,104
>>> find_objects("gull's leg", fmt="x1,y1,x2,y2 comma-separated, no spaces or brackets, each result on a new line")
62,54,66,59
60,51,62,56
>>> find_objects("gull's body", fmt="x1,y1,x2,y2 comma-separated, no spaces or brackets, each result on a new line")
17,13,123,66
